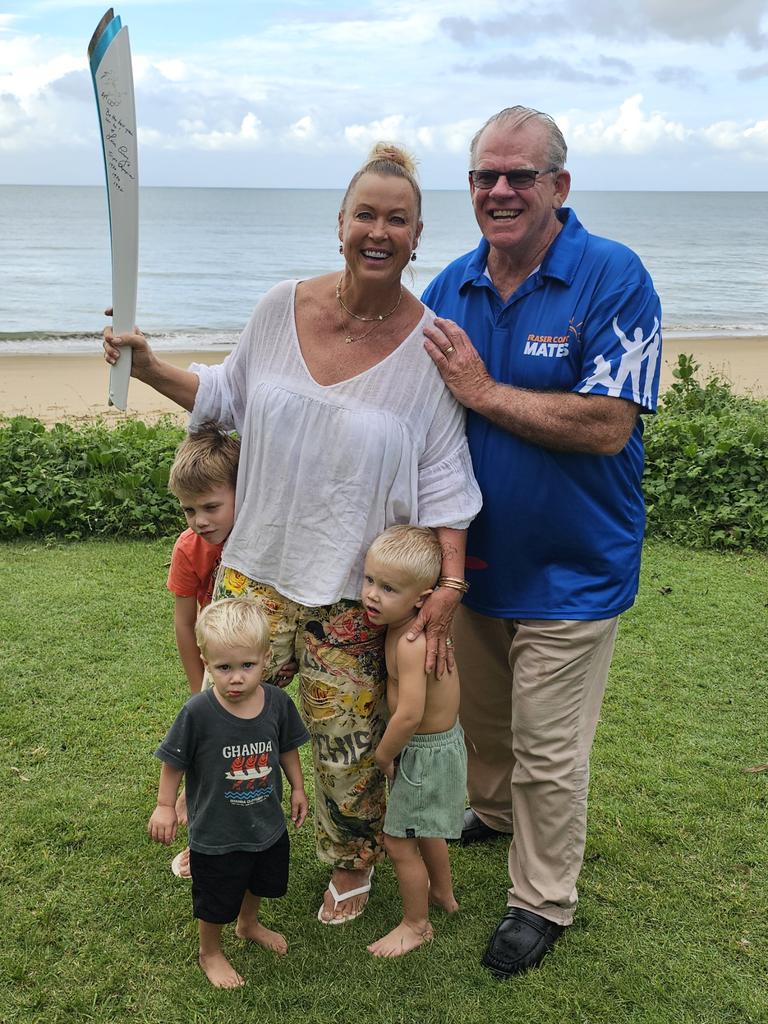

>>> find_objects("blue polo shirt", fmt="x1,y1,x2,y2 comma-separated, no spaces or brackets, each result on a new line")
422,208,662,620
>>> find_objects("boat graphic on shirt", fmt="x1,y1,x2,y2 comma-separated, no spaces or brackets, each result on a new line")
225,752,272,785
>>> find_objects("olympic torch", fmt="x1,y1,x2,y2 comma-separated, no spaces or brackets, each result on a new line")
88,8,139,411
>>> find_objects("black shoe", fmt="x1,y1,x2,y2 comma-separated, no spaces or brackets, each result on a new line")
482,908,565,978
456,807,505,845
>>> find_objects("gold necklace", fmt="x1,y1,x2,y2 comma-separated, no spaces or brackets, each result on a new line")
336,276,403,343
341,319,387,344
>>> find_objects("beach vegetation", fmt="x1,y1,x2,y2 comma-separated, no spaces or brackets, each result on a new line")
0,415,183,540
644,354,768,552
1,538,765,1023
1,356,767,552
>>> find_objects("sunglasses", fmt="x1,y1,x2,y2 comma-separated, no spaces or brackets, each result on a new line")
469,167,559,191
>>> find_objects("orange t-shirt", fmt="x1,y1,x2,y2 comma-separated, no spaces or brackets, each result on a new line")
166,528,223,608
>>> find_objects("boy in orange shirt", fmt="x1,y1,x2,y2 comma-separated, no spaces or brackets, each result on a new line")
167,423,240,694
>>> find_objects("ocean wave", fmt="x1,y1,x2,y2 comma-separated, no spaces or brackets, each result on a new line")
662,323,768,338
0,328,240,355
3,326,767,357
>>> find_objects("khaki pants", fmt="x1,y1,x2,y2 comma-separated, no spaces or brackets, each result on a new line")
454,605,619,926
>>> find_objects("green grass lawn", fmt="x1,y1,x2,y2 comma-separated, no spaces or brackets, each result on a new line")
1,539,766,1024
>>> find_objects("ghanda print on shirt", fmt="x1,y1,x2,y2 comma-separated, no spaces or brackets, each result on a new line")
223,744,273,805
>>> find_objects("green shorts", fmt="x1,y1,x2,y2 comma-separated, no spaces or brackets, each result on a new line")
384,722,467,839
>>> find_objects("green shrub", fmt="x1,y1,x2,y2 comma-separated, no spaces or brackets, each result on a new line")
643,354,768,551
0,416,185,540
2,358,766,553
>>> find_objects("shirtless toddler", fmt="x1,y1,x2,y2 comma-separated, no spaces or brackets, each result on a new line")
361,525,467,957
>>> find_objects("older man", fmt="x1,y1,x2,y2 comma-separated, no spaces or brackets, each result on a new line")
421,107,662,977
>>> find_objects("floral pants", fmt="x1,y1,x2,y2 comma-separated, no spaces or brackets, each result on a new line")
211,568,388,870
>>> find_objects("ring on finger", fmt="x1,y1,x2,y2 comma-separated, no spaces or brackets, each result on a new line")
445,345,455,355
446,637,454,647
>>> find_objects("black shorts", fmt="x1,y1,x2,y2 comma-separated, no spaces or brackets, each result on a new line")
190,829,290,924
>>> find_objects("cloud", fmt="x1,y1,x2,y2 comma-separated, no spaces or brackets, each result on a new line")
0,92,34,150
153,59,189,83
1,3,767,188
560,94,689,154
441,0,768,47
341,114,484,160
440,12,550,44
456,54,624,86
738,61,768,80
33,0,191,9
188,111,262,150
701,118,768,153
152,111,263,151
560,94,768,163
428,119,481,156
637,0,768,48
48,68,92,101
0,76,90,153
344,114,411,150
598,55,635,75
655,66,706,89
287,115,318,144
0,35,83,99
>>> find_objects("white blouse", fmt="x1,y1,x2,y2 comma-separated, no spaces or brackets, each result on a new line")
189,280,481,606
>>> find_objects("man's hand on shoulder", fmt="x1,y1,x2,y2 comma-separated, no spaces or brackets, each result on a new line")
425,315,640,455
424,318,496,412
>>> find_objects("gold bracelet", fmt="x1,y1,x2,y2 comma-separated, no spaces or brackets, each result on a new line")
438,576,470,593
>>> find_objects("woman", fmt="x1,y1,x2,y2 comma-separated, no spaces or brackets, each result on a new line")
104,144,481,923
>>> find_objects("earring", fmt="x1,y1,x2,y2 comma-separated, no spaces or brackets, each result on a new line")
339,244,343,254
410,251,417,261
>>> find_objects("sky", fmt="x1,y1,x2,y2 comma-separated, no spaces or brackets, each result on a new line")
1,0,767,190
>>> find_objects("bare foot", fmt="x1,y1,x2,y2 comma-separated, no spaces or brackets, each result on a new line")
318,867,373,924
175,790,188,826
429,891,459,913
236,920,288,955
367,920,434,957
199,951,245,988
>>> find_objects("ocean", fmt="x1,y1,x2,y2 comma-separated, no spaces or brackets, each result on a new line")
1,185,766,354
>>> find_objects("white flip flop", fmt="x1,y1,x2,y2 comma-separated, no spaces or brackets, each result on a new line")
170,849,192,880
317,867,374,925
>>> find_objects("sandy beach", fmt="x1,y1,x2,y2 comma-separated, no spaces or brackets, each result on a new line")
1,337,767,424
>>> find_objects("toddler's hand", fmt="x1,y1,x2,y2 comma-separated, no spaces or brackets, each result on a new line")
376,757,396,782
290,788,308,828
148,804,178,845
275,660,298,688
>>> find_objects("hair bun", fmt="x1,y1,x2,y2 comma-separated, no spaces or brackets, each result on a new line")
340,140,422,219
366,142,418,177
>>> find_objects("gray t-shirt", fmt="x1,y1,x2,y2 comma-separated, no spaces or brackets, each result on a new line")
156,686,309,855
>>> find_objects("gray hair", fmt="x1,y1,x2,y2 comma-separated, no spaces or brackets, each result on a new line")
469,106,568,170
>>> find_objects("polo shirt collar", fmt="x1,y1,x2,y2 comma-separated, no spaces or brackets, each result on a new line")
459,208,588,292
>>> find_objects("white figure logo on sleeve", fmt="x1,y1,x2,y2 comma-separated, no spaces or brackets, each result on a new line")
580,316,660,404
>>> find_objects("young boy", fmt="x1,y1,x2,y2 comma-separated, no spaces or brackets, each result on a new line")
165,424,240,878
361,525,467,957
167,422,240,694
148,598,310,989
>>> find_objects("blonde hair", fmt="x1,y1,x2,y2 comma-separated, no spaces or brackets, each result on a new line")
168,422,240,499
367,525,442,592
195,598,270,660
340,141,422,221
